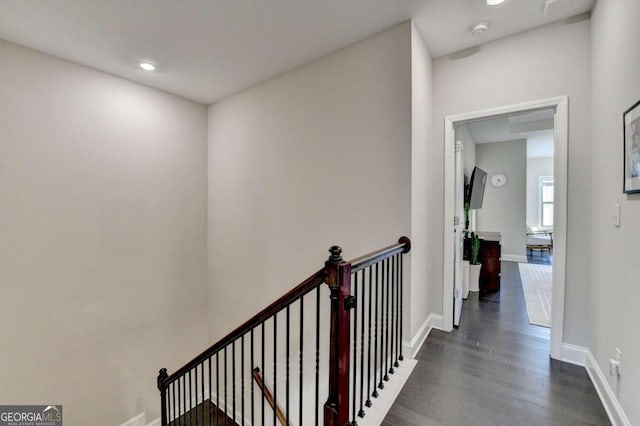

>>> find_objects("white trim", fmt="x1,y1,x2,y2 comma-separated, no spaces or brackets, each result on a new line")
585,350,631,426
118,412,145,426
443,117,455,332
357,359,417,426
118,412,161,426
501,254,528,263
443,96,568,361
560,344,631,425
402,313,443,359
561,343,588,366
549,96,568,360
429,313,444,330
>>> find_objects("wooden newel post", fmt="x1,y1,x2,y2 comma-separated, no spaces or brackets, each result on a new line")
324,246,354,426
157,368,168,426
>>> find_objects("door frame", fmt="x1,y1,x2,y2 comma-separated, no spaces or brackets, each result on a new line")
442,96,568,360
453,140,465,327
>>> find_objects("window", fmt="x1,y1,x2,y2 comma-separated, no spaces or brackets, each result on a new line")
540,176,554,227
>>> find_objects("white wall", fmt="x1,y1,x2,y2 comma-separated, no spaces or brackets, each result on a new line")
207,23,412,340
0,40,209,424
526,156,553,228
590,0,640,422
476,140,527,259
432,18,592,346
410,23,435,338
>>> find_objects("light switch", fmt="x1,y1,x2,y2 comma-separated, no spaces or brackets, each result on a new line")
614,204,621,227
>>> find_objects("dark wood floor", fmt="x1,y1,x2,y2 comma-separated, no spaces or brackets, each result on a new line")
383,261,609,426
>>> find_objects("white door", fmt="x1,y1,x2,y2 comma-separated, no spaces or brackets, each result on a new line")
453,141,465,326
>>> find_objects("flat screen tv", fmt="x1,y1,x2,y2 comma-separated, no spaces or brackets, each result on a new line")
466,166,487,209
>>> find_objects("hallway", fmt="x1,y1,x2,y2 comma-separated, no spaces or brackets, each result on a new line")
383,261,609,426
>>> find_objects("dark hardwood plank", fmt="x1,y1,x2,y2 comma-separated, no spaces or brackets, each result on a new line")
383,261,609,426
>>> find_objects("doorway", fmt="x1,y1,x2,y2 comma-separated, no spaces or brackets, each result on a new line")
442,97,568,360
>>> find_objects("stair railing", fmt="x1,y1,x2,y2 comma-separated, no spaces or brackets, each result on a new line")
158,236,410,426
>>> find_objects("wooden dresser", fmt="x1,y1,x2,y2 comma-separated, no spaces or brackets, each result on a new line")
477,232,501,293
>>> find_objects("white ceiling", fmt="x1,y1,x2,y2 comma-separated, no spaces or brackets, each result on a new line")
463,109,555,158
0,0,593,104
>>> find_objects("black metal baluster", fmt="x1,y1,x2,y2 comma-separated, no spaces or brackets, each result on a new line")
233,340,236,426
358,270,366,418
180,376,184,424
166,381,170,423
224,346,228,426
188,369,192,424
251,328,255,426
166,387,170,426
216,353,220,426
399,253,404,362
379,259,386,389
196,366,199,424
261,322,265,426
352,269,358,425
201,362,205,423
389,256,395,375
394,254,400,368
381,259,387,387
366,265,373,407
242,335,245,425
374,261,381,395
172,381,176,423
300,296,304,426
315,288,320,426
194,365,198,425
182,376,187,420
273,313,278,426
209,357,212,425
384,257,390,382
286,305,290,426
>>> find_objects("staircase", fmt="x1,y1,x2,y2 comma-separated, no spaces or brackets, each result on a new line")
157,237,411,426
169,400,238,426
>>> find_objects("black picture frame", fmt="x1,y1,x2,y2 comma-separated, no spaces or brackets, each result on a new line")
623,99,640,194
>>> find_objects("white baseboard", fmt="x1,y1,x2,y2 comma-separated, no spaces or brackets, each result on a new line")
560,343,630,426
501,254,528,263
118,412,160,426
560,343,588,366
584,349,631,426
402,313,443,359
118,412,145,426
357,358,417,426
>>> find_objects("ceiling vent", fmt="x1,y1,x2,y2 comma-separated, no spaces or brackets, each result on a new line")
471,22,489,36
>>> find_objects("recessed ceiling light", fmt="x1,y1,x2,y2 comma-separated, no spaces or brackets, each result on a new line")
471,22,489,36
486,0,505,5
139,61,156,71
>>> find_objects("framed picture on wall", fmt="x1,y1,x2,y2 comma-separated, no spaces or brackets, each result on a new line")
624,99,640,193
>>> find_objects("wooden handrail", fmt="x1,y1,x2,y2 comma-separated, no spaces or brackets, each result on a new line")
349,236,411,273
252,367,288,426
163,268,326,385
